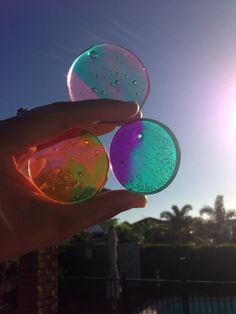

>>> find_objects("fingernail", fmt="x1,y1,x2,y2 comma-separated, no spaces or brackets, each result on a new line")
126,101,140,115
131,195,147,208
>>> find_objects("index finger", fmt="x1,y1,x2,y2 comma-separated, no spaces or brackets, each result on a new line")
6,99,139,149
29,99,139,124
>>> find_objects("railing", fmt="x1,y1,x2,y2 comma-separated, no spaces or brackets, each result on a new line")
2,267,236,314
121,277,236,314
58,276,236,314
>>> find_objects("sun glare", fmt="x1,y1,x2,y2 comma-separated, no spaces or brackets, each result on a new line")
232,103,236,137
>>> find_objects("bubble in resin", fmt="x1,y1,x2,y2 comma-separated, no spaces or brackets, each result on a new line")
110,119,181,194
67,43,150,108
28,129,109,203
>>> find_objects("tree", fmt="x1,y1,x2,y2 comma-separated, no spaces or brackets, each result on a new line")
99,218,119,234
116,221,144,243
143,223,169,244
160,204,194,243
200,195,236,243
190,217,215,244
132,218,169,244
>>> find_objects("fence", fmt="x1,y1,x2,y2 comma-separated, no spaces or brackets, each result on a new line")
58,276,236,314
2,267,236,313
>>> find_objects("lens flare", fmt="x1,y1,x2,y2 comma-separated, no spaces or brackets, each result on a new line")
231,103,236,137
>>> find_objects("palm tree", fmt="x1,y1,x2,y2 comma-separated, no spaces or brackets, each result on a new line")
200,195,236,243
190,217,216,244
160,204,194,243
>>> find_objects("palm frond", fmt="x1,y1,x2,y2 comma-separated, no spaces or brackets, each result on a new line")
226,210,236,220
200,206,214,218
160,211,174,220
181,204,193,216
171,205,180,217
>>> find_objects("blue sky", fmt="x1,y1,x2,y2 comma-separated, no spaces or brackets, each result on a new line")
1,0,236,222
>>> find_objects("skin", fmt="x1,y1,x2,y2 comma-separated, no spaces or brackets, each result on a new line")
0,100,147,262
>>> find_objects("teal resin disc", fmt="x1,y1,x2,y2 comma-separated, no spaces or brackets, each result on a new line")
110,118,181,194
67,43,150,108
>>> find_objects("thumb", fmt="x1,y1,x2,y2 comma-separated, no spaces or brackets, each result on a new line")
58,190,147,236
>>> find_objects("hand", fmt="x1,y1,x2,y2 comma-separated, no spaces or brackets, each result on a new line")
0,100,147,261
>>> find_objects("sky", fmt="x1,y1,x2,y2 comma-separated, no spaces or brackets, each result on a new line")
0,0,236,223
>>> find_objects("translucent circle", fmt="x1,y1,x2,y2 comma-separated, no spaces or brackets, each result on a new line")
67,43,150,108
28,130,109,203
110,119,181,194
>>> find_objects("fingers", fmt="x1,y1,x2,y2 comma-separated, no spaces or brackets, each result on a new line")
30,99,139,123
56,190,147,238
88,124,116,136
9,100,139,151
116,109,142,126
88,110,142,135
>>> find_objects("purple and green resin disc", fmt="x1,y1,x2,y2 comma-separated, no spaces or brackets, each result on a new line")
67,43,150,107
110,119,181,194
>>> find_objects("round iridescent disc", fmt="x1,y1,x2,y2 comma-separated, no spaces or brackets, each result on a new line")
67,43,150,107
28,130,109,203
110,119,181,194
